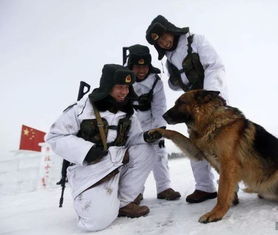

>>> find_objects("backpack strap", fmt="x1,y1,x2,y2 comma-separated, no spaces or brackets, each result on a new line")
149,74,160,95
178,34,194,73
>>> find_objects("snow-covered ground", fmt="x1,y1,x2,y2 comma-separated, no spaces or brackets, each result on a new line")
1,157,278,235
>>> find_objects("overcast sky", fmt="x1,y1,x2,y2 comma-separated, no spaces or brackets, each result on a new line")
1,0,278,158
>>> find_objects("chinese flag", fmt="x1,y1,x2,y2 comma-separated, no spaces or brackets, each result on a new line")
19,125,46,152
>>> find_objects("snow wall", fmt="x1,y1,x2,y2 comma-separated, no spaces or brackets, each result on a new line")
0,144,62,195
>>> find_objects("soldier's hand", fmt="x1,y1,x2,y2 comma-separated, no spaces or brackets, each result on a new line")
85,145,108,164
143,130,162,143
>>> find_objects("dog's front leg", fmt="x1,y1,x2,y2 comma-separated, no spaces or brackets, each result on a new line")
198,159,239,223
149,128,204,161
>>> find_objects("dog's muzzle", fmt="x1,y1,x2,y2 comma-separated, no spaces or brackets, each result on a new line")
163,108,193,125
163,110,177,124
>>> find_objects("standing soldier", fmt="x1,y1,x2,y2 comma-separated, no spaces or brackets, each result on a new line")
146,15,228,203
123,44,181,202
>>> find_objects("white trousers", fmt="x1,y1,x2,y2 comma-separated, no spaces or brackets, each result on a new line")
152,144,171,193
190,159,216,192
152,146,216,194
73,144,153,232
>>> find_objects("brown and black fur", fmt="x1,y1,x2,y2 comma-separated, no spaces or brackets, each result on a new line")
151,89,278,223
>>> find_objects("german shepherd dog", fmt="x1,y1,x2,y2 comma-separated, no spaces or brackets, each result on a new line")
151,89,278,223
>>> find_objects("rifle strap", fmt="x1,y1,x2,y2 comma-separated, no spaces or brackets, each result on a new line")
92,103,108,151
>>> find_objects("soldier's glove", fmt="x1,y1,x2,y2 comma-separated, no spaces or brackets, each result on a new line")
157,126,166,148
158,139,165,148
143,130,162,143
84,145,108,164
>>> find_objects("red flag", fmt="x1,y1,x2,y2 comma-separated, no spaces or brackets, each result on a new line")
19,125,46,152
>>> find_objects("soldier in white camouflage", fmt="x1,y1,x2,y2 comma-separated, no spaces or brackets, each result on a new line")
124,44,181,202
46,64,162,231
146,15,228,203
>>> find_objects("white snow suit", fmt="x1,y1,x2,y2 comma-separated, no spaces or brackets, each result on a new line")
46,95,153,231
166,33,228,192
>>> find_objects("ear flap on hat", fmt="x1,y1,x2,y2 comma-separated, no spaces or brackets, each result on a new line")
154,44,166,60
125,44,161,73
146,15,190,60
89,64,135,102
146,22,167,45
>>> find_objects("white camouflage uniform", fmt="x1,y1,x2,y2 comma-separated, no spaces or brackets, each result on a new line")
46,95,153,231
133,73,172,194
166,33,228,193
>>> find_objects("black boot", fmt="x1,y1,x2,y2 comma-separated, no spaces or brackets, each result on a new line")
186,190,217,203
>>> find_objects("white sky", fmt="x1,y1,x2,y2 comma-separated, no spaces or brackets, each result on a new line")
1,0,278,158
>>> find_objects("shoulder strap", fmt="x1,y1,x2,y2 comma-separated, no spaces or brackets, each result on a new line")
177,34,194,74
149,75,160,95
187,34,194,54
92,103,108,150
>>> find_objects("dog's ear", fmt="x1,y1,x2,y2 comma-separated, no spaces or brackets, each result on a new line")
195,90,220,104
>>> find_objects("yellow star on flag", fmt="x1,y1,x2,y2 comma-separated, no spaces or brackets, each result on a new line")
23,128,29,136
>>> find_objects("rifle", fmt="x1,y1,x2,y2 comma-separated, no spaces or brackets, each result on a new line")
122,47,129,66
57,81,90,208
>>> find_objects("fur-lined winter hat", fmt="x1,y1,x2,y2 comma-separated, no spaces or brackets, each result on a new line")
89,64,136,102
123,44,160,74
146,15,189,60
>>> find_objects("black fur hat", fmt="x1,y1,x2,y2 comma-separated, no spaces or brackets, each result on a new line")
89,64,136,102
123,44,160,74
146,15,189,60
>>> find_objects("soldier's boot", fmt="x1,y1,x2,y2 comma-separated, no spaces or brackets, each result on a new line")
118,202,149,218
186,190,217,203
157,188,181,200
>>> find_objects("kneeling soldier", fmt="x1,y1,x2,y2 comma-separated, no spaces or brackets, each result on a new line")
46,64,161,232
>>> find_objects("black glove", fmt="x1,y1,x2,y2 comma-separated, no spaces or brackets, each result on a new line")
143,130,162,143
158,139,165,148
158,127,166,148
84,145,108,164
